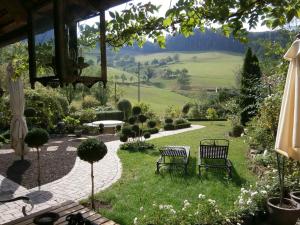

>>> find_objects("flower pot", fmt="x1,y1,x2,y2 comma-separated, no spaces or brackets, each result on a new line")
33,212,59,225
290,191,300,204
267,197,300,225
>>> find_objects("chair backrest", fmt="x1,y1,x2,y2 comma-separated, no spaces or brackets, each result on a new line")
160,146,187,157
200,139,229,159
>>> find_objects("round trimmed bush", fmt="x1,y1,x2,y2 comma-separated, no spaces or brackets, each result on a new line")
147,120,156,128
116,125,122,132
131,124,140,135
77,138,107,163
132,106,142,116
25,128,49,148
182,103,191,115
128,116,137,125
121,126,132,136
165,118,173,124
120,134,128,142
138,114,147,123
99,123,104,134
174,118,187,125
143,132,151,139
117,99,132,119
164,124,175,131
24,107,37,117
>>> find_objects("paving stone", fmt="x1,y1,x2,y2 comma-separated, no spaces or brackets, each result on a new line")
0,125,204,224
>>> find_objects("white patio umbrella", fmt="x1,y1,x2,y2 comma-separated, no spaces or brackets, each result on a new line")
7,62,28,158
275,40,300,161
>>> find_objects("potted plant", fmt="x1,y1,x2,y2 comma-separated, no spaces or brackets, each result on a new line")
77,138,107,209
24,128,49,187
267,154,300,225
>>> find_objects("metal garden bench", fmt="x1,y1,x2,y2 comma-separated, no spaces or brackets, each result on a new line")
156,146,190,174
198,139,232,177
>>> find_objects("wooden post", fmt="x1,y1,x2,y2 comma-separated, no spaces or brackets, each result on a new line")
53,0,67,86
99,9,107,87
27,9,36,89
69,22,78,77
138,63,141,102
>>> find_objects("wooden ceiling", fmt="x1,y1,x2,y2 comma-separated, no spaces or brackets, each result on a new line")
0,0,130,47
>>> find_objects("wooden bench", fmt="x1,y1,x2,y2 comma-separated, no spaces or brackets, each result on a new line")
156,146,190,174
198,139,232,177
3,200,119,225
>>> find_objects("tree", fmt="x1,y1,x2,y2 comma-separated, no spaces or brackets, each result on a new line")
121,74,127,83
24,128,49,187
117,99,132,120
144,67,155,81
177,69,191,90
77,139,107,209
239,48,262,125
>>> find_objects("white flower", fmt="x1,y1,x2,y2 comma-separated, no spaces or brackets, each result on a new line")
226,218,231,223
133,217,138,224
170,209,176,214
208,199,216,205
251,191,258,197
247,199,252,205
198,193,205,199
140,207,144,211
238,198,244,205
159,204,164,210
261,190,267,194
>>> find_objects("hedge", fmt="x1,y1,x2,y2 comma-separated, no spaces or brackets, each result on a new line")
95,110,124,121
142,127,159,134
187,118,227,121
174,123,191,129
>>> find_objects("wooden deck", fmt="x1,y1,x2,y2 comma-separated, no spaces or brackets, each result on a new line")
3,201,119,225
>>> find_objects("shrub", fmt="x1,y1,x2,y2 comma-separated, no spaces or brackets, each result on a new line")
115,125,122,132
132,106,142,116
78,109,96,123
120,142,154,151
120,134,128,142
117,99,132,120
128,116,137,125
95,110,124,121
63,116,80,133
24,128,49,187
229,125,244,137
165,118,173,124
164,124,175,130
134,102,158,120
147,120,156,128
138,114,147,124
25,128,49,148
82,95,100,109
174,118,187,125
174,123,191,129
182,103,191,115
121,126,132,136
77,138,107,209
165,105,181,118
99,123,104,134
143,127,159,134
206,108,218,120
131,124,140,136
143,132,151,139
24,107,37,117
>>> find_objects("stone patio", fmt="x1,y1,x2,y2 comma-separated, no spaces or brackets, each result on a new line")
0,125,204,224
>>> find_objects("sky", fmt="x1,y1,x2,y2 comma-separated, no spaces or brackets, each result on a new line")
81,0,270,32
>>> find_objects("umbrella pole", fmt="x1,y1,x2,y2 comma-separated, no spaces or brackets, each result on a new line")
276,152,285,206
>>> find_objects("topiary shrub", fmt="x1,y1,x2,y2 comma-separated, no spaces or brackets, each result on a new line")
132,106,142,116
131,124,140,136
174,118,187,125
24,128,49,187
117,99,132,120
143,127,159,134
182,103,191,115
138,114,147,125
147,120,156,128
24,107,37,117
77,138,107,209
143,132,151,139
164,124,175,130
121,126,132,136
120,134,128,142
99,123,104,134
115,125,122,132
128,116,137,125
165,118,173,124
229,125,244,137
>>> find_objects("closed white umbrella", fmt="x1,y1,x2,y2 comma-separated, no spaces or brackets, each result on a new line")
7,62,28,158
275,40,300,161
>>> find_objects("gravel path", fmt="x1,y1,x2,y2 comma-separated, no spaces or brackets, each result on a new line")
0,125,204,224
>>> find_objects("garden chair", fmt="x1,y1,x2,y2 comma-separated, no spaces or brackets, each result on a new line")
198,139,232,177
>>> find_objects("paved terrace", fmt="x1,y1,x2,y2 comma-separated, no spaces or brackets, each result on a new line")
0,125,204,224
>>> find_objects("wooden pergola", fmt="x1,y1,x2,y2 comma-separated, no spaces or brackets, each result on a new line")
0,0,131,88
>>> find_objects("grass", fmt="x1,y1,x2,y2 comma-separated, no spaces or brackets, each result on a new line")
92,121,256,225
136,51,243,89
119,84,191,115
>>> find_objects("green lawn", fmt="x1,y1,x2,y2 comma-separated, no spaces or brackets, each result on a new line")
92,121,256,225
136,51,243,89
119,84,191,115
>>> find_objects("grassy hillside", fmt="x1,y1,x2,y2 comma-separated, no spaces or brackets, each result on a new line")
136,51,243,89
119,84,191,115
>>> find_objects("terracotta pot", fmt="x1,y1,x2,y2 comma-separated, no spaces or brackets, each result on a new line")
267,197,300,225
290,191,300,204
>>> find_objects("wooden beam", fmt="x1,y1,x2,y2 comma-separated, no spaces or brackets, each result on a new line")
53,0,67,86
27,9,36,89
99,9,107,87
3,0,27,25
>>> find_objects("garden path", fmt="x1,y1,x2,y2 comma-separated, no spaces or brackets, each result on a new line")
0,125,204,224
